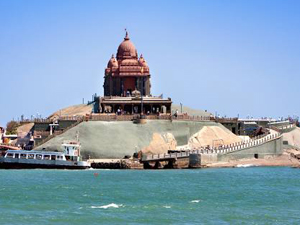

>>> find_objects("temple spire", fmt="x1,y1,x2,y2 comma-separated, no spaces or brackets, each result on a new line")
124,28,129,40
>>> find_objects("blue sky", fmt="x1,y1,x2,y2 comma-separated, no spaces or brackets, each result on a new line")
0,0,300,126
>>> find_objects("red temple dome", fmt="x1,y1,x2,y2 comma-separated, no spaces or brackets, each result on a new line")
117,31,137,60
107,54,118,68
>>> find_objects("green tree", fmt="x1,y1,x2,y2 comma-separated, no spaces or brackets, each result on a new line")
6,121,20,135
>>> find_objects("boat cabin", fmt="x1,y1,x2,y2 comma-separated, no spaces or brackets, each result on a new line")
62,140,81,161
4,150,66,161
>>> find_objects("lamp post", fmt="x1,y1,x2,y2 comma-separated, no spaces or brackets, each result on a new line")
140,67,144,116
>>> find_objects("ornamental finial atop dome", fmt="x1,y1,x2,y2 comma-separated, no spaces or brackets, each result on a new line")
124,29,129,40
117,29,137,60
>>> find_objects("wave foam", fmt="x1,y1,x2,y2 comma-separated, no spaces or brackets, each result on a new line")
190,200,201,203
91,203,123,209
163,205,171,208
236,164,255,168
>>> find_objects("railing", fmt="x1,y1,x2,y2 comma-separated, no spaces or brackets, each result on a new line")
20,116,85,124
86,114,211,122
20,118,52,123
172,115,211,121
89,114,135,121
21,114,213,124
143,151,191,161
56,116,85,121
142,131,282,161
214,117,239,123
268,124,296,134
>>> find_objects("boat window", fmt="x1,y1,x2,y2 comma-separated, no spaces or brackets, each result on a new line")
51,155,56,160
28,154,34,159
44,155,50,160
6,153,14,158
36,154,42,160
14,154,19,159
20,154,27,159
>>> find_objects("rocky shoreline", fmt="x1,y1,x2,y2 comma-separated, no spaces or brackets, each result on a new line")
205,150,300,168
87,149,300,170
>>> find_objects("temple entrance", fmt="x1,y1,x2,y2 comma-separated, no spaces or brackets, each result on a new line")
100,102,172,115
124,105,132,114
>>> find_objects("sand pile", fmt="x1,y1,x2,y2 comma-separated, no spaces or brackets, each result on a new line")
282,127,300,148
141,133,177,155
17,123,34,138
48,104,92,120
37,120,223,159
188,126,242,148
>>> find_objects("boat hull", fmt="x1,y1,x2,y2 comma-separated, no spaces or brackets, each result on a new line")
0,162,89,169
0,158,90,170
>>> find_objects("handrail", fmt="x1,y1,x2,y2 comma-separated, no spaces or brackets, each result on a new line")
269,124,295,132
87,114,211,122
142,130,282,161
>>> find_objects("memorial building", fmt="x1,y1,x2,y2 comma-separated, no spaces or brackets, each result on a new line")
98,31,172,115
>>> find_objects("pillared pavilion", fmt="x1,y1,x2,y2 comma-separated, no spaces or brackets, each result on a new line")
98,31,172,115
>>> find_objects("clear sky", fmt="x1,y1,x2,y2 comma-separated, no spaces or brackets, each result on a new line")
1,0,300,126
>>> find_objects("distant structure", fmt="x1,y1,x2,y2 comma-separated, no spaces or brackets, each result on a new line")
104,31,150,96
95,31,172,114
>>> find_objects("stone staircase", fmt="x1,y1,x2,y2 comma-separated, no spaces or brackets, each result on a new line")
142,130,282,162
33,119,84,149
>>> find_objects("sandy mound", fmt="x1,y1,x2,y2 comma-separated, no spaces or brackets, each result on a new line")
17,123,34,138
48,104,92,120
282,127,300,148
188,126,242,148
142,133,177,155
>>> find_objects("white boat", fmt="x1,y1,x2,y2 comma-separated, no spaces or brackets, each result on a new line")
0,139,90,169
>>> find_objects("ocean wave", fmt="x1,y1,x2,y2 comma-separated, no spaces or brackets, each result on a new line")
236,164,255,168
163,205,171,208
90,203,123,209
190,200,201,203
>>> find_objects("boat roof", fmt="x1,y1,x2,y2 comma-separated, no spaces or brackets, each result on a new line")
6,150,64,155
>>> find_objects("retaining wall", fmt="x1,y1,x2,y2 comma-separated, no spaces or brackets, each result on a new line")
217,136,282,162
201,154,218,165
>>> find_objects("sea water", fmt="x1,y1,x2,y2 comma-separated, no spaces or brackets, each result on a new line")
0,167,300,224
